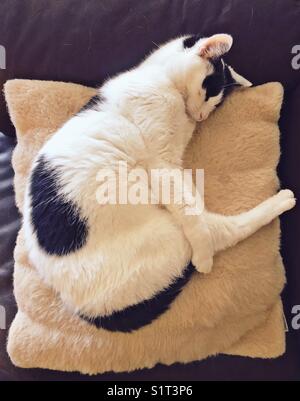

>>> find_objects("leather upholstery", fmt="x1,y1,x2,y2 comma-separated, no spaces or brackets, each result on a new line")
0,0,299,380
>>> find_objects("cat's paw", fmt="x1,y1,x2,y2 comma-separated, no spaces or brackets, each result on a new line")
273,189,296,215
190,231,214,274
192,253,214,274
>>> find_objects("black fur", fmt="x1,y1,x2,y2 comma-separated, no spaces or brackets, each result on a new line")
78,93,104,113
202,58,225,101
203,59,240,104
30,156,89,256
183,34,202,49
80,262,195,332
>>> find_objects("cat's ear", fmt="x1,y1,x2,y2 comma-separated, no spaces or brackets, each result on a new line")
198,34,233,59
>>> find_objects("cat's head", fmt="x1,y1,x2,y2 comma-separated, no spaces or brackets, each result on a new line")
146,34,252,122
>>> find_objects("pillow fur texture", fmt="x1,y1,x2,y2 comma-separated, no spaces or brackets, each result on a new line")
4,80,286,374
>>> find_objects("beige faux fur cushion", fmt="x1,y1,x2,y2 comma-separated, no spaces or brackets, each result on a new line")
4,80,286,374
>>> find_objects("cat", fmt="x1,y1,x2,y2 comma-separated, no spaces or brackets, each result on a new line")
23,34,296,332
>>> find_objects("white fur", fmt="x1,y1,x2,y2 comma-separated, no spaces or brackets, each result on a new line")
23,34,295,317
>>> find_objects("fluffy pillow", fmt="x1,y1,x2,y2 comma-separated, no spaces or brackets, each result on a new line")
4,79,286,374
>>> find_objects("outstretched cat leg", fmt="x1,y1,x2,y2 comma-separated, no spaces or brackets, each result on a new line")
203,189,296,257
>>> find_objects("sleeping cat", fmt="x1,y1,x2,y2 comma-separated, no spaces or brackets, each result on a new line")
24,34,296,332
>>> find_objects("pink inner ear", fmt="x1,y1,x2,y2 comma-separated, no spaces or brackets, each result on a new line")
199,45,213,58
199,34,233,59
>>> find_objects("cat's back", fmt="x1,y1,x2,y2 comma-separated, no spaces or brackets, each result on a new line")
23,106,191,318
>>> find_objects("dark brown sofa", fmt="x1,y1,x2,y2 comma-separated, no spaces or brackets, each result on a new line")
0,0,299,381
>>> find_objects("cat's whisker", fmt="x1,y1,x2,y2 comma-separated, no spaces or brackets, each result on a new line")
152,41,159,49
222,83,241,89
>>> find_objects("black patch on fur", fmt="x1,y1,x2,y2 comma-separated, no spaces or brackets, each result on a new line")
202,58,225,101
183,34,202,49
78,93,104,113
30,156,88,256
80,262,195,332
203,59,241,104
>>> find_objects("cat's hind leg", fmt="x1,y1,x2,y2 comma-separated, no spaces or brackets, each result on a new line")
203,189,296,257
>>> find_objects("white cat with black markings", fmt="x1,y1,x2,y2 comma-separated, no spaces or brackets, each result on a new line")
24,34,295,332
